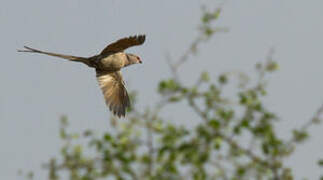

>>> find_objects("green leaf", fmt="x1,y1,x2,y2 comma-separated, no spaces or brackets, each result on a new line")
60,115,68,126
208,119,220,130
73,145,82,155
158,79,180,93
266,61,279,72
104,133,112,141
201,71,210,82
318,159,323,166
236,167,246,176
262,143,269,154
59,128,66,139
214,137,222,150
204,27,214,37
169,96,181,102
218,74,228,84
120,136,129,145
292,130,309,143
241,119,250,128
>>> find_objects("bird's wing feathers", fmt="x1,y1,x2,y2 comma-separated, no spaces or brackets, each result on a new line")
100,35,146,55
96,70,130,117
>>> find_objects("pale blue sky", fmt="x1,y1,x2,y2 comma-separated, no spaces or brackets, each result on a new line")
1,0,323,179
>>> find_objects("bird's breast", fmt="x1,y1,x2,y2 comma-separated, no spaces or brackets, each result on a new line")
99,52,126,71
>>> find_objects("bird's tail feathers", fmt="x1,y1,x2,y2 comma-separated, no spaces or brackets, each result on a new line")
18,46,91,66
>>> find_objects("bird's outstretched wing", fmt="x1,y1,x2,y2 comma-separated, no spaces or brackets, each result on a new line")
96,70,130,117
100,35,146,55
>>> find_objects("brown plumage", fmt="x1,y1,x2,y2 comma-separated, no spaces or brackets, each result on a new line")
18,35,146,117
100,35,146,55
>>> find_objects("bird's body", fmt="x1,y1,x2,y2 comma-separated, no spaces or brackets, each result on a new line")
18,35,146,117
97,52,127,71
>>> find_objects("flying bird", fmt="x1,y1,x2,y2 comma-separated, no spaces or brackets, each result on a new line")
18,35,146,117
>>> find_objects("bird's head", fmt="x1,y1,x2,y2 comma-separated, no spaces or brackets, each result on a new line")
126,53,142,66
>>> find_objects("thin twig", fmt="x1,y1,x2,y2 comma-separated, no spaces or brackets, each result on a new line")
288,102,323,145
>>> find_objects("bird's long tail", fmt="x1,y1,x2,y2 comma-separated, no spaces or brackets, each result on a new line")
18,46,92,67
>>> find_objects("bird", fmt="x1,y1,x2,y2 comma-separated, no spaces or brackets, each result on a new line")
18,35,146,117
